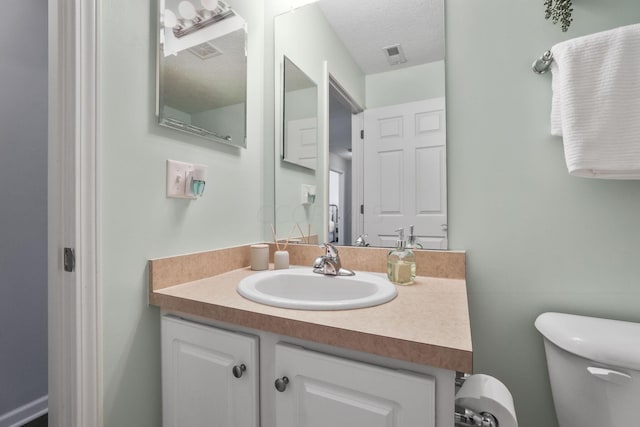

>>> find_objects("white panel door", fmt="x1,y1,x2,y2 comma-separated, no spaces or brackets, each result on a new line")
274,344,435,427
363,98,447,248
286,117,317,170
161,316,259,427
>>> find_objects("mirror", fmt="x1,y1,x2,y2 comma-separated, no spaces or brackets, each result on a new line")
157,0,248,148
274,0,447,249
282,56,318,170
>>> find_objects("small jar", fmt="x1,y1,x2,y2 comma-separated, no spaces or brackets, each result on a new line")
250,244,269,271
274,250,289,270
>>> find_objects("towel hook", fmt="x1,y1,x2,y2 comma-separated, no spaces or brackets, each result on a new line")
532,50,554,74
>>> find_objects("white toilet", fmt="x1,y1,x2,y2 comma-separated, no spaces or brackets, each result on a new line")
535,312,640,427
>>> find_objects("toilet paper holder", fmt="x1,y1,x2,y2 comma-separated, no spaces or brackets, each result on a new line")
454,409,497,427
454,375,499,427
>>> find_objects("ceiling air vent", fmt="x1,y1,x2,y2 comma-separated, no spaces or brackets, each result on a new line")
189,41,223,60
382,44,407,66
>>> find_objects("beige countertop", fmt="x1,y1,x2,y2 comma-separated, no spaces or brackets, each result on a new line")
150,265,472,373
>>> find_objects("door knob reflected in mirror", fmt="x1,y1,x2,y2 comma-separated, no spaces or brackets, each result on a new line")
232,364,246,378
274,376,289,392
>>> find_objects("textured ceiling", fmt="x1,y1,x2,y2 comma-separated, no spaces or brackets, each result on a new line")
318,0,445,74
323,0,445,158
162,28,246,113
160,0,444,115
284,56,317,92
161,0,247,114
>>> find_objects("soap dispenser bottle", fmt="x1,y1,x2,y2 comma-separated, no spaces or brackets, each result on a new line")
407,225,423,250
387,228,416,286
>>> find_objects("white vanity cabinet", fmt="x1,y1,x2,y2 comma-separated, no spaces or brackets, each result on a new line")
162,315,445,427
274,343,436,427
161,316,259,427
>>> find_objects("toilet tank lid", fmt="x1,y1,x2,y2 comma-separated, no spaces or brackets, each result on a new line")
535,312,640,371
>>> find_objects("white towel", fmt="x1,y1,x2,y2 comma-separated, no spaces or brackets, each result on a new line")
550,23,640,179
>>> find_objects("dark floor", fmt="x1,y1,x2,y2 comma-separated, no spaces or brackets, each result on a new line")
22,414,47,427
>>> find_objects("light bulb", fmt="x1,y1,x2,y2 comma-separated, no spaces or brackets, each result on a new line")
178,1,197,20
291,0,319,10
201,0,219,11
163,9,178,28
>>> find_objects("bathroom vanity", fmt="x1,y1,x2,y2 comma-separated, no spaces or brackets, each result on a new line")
149,245,471,427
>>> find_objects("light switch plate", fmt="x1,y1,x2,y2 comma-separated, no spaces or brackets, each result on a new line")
166,159,196,199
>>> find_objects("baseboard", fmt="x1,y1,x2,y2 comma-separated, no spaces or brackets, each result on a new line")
0,396,48,427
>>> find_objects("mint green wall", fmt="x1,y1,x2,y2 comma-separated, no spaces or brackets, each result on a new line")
365,61,445,109
447,1,640,426
285,87,317,121
100,0,265,425
273,3,364,242
191,102,246,146
99,0,640,425
274,4,365,106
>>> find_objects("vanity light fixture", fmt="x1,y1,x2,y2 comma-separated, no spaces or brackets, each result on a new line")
164,0,234,38
178,1,197,21
290,0,320,12
201,0,219,12
163,9,178,29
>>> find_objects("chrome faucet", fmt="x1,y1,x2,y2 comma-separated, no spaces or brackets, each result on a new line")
313,243,355,276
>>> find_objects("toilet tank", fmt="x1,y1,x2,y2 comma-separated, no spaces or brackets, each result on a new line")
535,312,640,427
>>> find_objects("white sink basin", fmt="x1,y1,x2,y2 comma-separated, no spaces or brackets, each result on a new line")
237,269,397,310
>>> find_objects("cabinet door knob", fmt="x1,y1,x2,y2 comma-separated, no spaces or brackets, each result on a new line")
232,364,246,378
274,376,289,392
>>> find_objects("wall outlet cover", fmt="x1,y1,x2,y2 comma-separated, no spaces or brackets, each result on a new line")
301,184,316,205
166,159,196,199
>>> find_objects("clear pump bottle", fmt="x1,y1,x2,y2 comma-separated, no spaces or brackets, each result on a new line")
407,225,423,249
387,228,416,286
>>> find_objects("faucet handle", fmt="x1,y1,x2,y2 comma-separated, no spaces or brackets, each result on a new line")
321,242,339,258
312,256,325,269
355,234,368,247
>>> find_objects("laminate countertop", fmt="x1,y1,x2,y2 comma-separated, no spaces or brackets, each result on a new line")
150,266,472,373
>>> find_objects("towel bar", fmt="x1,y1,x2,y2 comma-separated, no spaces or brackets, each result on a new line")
532,50,554,74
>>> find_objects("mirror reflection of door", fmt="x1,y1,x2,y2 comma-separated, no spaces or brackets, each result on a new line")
361,99,447,249
329,83,447,250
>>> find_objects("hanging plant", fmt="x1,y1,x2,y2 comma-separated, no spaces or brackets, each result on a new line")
544,0,574,32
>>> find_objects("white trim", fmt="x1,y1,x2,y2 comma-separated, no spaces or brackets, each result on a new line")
320,61,330,243
48,0,102,426
351,113,364,241
0,396,48,427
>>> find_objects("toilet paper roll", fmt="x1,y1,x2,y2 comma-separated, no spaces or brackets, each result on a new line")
455,374,518,427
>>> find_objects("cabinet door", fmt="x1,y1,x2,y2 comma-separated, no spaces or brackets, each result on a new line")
274,344,435,427
161,316,259,427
